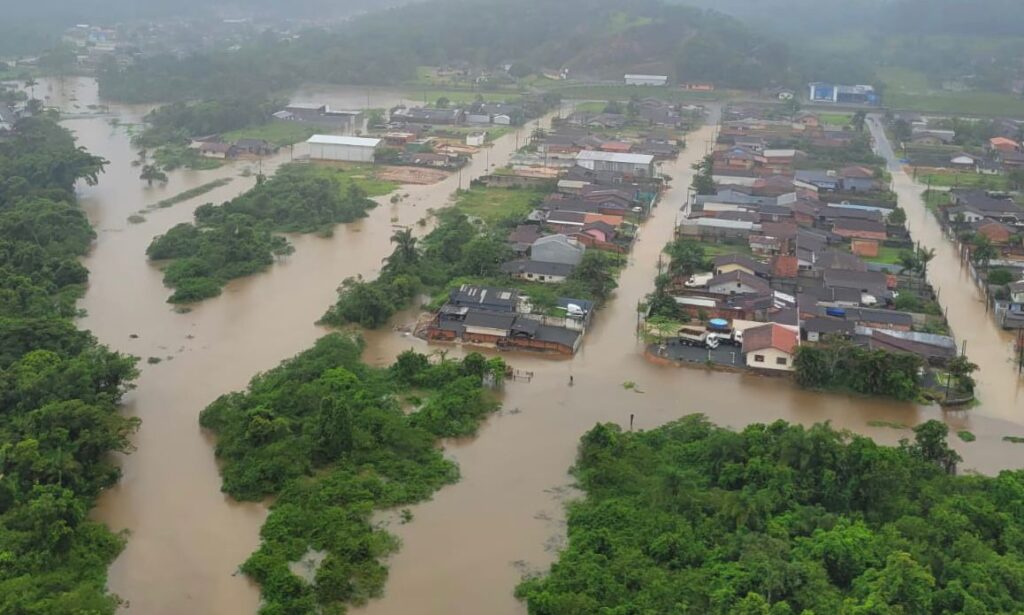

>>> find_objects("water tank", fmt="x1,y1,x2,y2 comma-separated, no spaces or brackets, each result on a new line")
708,318,730,330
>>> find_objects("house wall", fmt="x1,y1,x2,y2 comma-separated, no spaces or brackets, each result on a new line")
309,142,377,163
746,347,794,371
512,271,567,284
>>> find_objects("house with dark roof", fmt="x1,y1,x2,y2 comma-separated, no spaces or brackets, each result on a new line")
795,170,841,191
392,107,464,125
832,218,887,241
839,307,913,331
501,259,576,283
742,323,799,371
449,284,521,313
802,317,855,342
712,254,770,278
707,270,772,296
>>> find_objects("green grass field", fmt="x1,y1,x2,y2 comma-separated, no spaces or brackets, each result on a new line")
866,245,904,266
879,67,1024,117
223,122,320,147
454,186,545,225
918,170,1009,190
922,189,952,213
819,112,852,127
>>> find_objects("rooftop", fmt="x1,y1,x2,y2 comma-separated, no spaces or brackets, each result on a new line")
576,150,655,165
307,135,382,147
742,323,799,355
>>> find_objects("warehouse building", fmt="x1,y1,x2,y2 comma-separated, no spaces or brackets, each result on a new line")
624,74,668,86
306,135,382,163
575,150,656,177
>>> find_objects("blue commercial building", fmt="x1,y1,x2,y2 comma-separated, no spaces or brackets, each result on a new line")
808,83,880,105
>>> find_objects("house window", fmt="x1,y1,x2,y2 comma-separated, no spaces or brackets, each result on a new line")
538,276,546,281
776,357,788,366
754,355,765,363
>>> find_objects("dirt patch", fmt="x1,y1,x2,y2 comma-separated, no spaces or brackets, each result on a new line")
377,166,450,185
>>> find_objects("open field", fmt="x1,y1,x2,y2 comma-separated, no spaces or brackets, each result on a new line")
879,67,1024,117
918,170,1010,190
453,186,545,225
865,245,904,266
223,121,320,147
819,112,852,126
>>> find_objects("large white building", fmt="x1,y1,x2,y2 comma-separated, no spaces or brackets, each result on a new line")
306,135,382,163
624,74,668,86
575,150,655,177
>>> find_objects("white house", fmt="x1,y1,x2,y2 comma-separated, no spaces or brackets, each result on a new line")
742,323,799,372
306,135,382,163
466,132,486,147
576,150,655,177
625,74,668,86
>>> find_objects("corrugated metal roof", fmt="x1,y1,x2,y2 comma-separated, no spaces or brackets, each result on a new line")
307,135,381,147
576,150,654,165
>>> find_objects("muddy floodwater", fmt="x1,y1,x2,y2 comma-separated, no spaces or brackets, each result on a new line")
40,76,1024,614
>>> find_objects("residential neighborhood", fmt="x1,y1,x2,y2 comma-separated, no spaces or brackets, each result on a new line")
646,105,973,403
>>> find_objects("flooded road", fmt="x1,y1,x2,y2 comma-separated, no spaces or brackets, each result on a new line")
353,119,1024,615
48,74,1024,615
869,116,1024,420
47,77,548,613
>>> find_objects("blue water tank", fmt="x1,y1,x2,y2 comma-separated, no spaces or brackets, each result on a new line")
708,318,730,330
825,308,847,318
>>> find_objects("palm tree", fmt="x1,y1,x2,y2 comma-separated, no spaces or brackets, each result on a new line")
23,77,37,99
971,235,998,270
385,228,418,271
139,164,168,187
916,247,936,278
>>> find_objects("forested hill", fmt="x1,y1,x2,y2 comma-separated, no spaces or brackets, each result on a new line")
98,0,802,103
518,416,1024,614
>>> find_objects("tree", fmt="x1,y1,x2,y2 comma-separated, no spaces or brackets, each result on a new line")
904,420,962,474
386,228,418,271
915,246,935,278
970,235,998,269
665,238,707,278
946,355,979,393
782,97,801,119
603,100,625,114
139,164,168,186
891,118,913,143
569,251,620,301
887,206,906,226
23,76,38,99
691,154,716,195
852,110,867,132
435,96,450,109
897,250,919,275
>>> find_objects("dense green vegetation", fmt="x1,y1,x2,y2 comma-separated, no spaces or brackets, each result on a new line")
794,335,924,401
147,164,383,303
322,186,623,329
199,333,504,613
0,116,139,612
517,415,1024,614
97,0,819,103
131,98,283,149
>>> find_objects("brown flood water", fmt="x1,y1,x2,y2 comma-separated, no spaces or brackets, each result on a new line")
45,75,1024,614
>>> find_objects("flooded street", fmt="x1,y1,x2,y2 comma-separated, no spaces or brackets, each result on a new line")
47,75,1024,615
869,116,1024,420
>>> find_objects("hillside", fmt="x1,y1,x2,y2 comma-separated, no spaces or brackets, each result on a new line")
98,0,802,102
